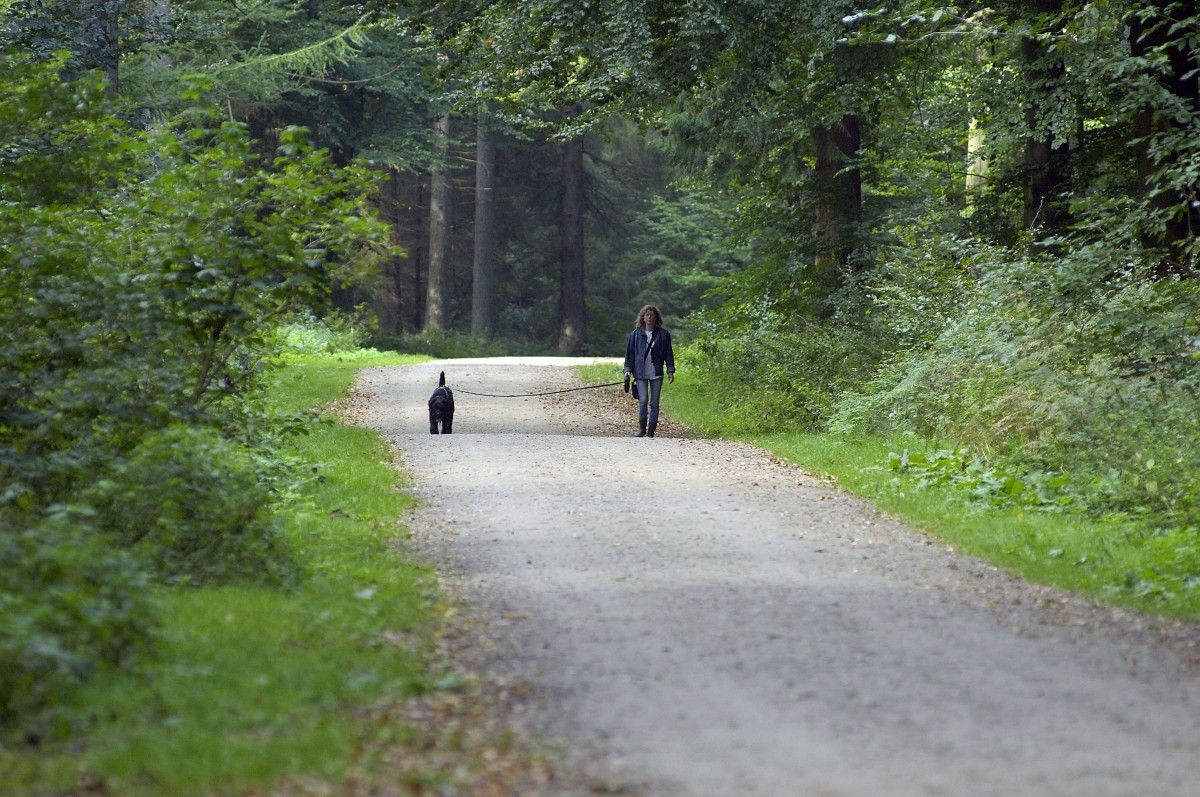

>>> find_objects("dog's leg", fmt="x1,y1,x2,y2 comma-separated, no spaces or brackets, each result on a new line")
430,413,439,434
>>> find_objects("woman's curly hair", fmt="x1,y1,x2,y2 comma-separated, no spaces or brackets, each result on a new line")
635,305,663,329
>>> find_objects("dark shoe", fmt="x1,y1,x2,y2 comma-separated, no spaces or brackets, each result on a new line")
647,423,657,438
635,418,647,437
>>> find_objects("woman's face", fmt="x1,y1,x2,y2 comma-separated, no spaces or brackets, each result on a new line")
643,310,658,328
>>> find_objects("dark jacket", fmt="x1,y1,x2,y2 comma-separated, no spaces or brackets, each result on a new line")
624,326,676,379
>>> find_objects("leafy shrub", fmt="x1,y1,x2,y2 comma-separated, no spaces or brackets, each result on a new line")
866,225,977,351
688,313,883,432
273,309,377,357
0,50,381,732
1041,376,1200,528
884,448,1075,510
833,239,1200,530
1118,526,1200,603
86,426,297,588
0,55,388,514
827,323,1041,448
0,512,155,728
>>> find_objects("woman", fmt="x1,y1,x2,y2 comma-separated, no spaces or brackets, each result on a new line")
623,304,676,438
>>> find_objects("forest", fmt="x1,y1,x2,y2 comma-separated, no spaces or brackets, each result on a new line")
2,0,1198,769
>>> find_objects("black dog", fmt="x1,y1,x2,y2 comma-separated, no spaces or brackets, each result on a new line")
428,371,455,434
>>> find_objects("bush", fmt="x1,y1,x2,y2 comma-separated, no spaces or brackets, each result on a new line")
272,309,377,357
1038,374,1200,528
831,240,1200,530
0,52,382,734
687,315,883,432
0,513,155,729
0,55,389,516
86,426,298,588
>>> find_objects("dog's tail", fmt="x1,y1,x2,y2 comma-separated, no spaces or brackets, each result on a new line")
439,370,446,387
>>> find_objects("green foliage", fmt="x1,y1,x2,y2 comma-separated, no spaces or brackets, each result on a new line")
686,312,883,433
0,513,155,728
2,0,160,78
1121,526,1200,605
85,426,297,588
1045,373,1200,527
211,12,372,86
272,309,378,358
0,53,126,204
884,448,1075,511
140,1,440,167
0,355,437,796
864,225,976,350
0,53,389,729
1,56,388,508
585,122,749,351
833,236,1200,531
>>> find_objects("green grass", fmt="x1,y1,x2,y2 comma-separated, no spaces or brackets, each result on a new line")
269,348,427,414
579,363,1200,620
2,350,442,796
756,433,1200,617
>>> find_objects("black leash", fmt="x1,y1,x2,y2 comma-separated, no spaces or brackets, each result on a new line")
454,380,624,398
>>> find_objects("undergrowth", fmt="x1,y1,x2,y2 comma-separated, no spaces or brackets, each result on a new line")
0,351,454,795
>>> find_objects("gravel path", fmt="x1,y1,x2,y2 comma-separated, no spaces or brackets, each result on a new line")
350,357,1200,797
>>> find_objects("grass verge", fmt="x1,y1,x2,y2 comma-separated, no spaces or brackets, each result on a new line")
576,362,1200,621
758,432,1200,620
1,351,451,795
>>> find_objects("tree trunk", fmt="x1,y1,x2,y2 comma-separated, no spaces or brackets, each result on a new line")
425,114,454,333
965,50,989,196
372,166,404,336
472,110,498,336
557,131,587,355
1130,0,1200,275
149,0,172,65
960,47,988,196
410,177,429,332
966,117,988,194
1019,4,1071,249
960,115,988,198
91,0,122,94
811,115,862,278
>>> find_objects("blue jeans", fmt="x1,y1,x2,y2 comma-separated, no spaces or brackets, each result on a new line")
637,377,663,425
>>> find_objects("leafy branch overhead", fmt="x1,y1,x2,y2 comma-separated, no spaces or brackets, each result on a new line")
206,13,375,102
